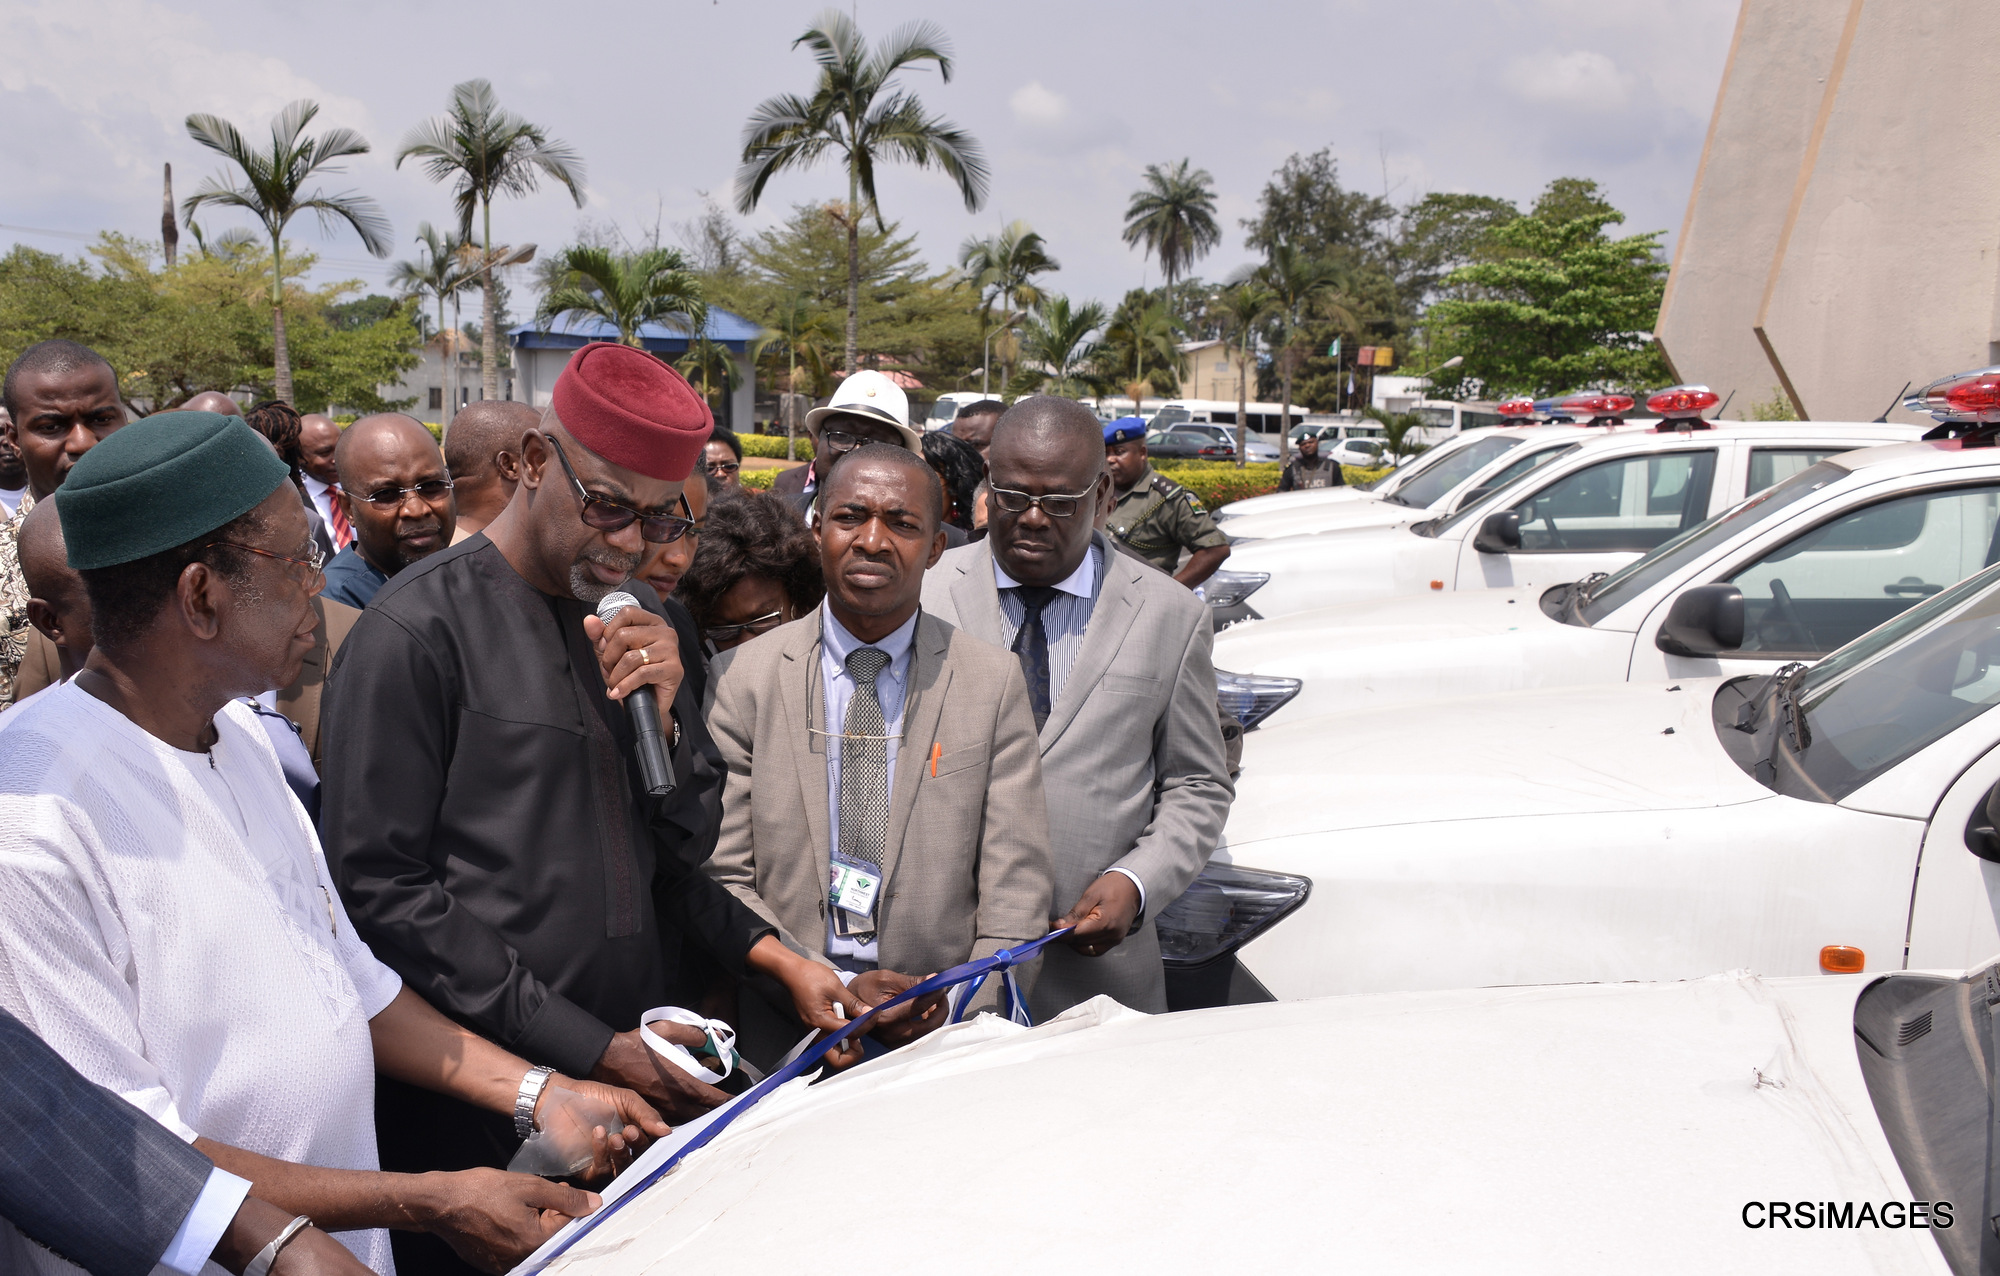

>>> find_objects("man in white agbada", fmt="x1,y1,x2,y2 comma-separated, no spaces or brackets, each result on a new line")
0,411,670,1275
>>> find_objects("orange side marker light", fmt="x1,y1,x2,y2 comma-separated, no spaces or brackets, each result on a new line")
1820,944,1865,974
1430,580,1444,590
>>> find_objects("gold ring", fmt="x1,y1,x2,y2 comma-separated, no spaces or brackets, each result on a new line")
638,648,650,665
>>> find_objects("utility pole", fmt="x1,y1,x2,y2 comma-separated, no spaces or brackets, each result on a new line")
161,164,178,267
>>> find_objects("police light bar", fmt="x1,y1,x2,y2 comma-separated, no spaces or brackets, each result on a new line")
1550,392,1634,425
1646,385,1720,418
1905,366,2000,426
1495,397,1538,422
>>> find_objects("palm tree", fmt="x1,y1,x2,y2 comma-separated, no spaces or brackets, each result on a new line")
1121,160,1220,325
1216,280,1276,466
1019,295,1106,399
1102,295,1182,407
182,100,391,404
737,10,989,377
535,245,707,348
1258,244,1356,461
390,222,472,424
398,79,587,402
960,219,1059,387
760,293,841,458
676,332,739,410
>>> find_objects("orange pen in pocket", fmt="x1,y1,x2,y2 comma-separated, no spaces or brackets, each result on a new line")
930,742,942,777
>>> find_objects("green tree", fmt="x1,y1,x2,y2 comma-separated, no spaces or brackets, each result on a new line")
1122,160,1220,324
1215,279,1276,466
959,219,1058,390
536,245,706,348
1424,179,1669,398
1363,407,1429,463
1098,290,1183,405
397,78,587,402
737,10,988,377
390,222,472,420
1258,245,1356,459
1243,149,1394,265
181,100,391,404
1019,295,1105,398
1392,192,1520,310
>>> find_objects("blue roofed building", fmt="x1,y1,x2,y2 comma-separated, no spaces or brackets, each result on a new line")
509,309,760,432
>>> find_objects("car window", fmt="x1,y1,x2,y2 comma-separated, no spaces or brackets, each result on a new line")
1512,450,1718,553
1728,484,2000,656
1385,435,1526,508
1447,443,1582,514
1750,448,1846,495
1577,460,1849,625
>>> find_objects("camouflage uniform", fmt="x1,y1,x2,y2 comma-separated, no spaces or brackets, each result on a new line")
1107,467,1229,575
0,490,33,710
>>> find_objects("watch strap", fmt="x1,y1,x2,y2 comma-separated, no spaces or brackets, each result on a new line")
515,1064,555,1140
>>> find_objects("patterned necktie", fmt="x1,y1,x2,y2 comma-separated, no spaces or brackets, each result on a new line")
1011,585,1058,730
327,491,354,550
839,646,893,875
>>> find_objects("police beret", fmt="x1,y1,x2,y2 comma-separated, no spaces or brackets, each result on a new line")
59,411,289,570
1105,416,1147,446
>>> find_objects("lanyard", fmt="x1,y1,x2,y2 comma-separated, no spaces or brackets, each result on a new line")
512,927,1073,1274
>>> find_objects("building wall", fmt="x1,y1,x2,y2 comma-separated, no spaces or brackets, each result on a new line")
512,345,754,433
1181,342,1253,402
1659,0,2000,424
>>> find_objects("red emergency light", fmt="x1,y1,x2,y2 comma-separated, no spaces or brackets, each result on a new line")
1552,393,1634,424
1908,368,2000,425
1646,386,1720,417
1496,397,1537,422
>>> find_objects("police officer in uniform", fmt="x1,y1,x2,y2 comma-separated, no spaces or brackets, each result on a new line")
1278,430,1346,491
1103,417,1231,588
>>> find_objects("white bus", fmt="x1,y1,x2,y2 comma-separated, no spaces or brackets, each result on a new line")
1144,398,1311,434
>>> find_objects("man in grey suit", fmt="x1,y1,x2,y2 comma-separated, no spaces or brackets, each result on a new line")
708,444,1053,1064
922,397,1234,1017
0,1007,368,1276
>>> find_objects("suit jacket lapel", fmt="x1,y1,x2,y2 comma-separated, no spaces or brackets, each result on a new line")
1041,533,1145,750
881,612,952,888
778,621,833,884
949,541,1007,641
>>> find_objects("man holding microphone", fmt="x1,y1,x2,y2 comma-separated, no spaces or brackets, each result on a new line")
321,344,862,1275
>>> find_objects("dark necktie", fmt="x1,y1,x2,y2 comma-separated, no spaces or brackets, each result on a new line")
839,646,893,876
1010,585,1058,730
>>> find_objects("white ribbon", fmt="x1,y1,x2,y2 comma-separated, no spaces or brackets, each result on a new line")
639,1006,738,1084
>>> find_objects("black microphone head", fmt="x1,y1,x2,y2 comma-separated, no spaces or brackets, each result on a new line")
596,590,642,623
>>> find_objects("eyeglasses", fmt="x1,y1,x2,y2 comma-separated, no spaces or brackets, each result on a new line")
703,609,786,645
987,481,1103,519
822,429,890,456
355,479,454,509
549,437,697,544
704,460,741,476
207,540,326,590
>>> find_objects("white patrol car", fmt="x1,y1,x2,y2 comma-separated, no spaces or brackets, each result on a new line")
1186,556,2000,1008
535,966,1978,1276
1215,425,1526,523
1220,418,1923,621
1211,438,2000,723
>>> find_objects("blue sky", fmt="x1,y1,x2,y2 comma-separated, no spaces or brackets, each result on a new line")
0,0,1738,309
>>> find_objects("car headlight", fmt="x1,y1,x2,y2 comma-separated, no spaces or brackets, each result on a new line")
1215,668,1301,728
1157,862,1312,967
1196,569,1269,607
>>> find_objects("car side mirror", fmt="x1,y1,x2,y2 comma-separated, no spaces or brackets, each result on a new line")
1964,780,2000,863
1654,584,1746,657
1472,511,1521,554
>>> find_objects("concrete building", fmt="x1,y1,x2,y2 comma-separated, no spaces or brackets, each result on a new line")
1177,339,1255,401
1658,0,2000,423
380,330,499,428
510,310,759,432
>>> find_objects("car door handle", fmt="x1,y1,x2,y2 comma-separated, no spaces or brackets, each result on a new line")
1884,582,1943,597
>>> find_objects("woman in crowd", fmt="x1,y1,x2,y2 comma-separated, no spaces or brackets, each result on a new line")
921,430,985,540
704,428,744,492
674,492,823,654
637,469,712,601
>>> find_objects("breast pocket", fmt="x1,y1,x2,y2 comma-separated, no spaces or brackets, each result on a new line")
1100,674,1160,698
926,741,991,781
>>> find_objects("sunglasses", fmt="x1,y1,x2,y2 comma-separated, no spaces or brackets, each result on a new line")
549,437,696,543
355,479,454,509
823,429,893,456
704,460,741,475
703,609,787,645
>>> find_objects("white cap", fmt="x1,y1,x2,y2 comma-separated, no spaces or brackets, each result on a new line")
803,370,922,452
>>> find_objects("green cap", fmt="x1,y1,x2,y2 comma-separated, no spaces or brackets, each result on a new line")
60,411,290,570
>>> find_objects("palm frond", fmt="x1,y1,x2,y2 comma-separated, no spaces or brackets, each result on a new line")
869,19,955,82
296,193,393,257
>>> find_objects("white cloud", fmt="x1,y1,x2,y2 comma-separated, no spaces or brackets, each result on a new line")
1009,81,1070,129
1508,49,1635,109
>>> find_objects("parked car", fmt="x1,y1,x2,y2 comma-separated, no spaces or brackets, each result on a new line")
1142,428,1238,460
1166,423,1280,462
1220,421,1923,621
531,963,1977,1276
1206,557,2000,1007
1215,427,1539,523
1211,439,2000,721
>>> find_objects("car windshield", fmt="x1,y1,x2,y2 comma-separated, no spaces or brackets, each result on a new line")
1575,460,1850,625
1151,407,1191,431
1721,560,2000,802
1383,435,1526,508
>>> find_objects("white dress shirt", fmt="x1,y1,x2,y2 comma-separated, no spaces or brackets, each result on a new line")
302,474,343,543
817,603,919,967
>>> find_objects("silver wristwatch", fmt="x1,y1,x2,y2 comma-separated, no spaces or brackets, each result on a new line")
515,1064,555,1139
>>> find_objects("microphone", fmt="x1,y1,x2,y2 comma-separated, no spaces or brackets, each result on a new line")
596,591,676,797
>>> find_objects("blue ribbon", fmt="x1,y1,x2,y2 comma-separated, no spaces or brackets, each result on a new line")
515,927,1072,1273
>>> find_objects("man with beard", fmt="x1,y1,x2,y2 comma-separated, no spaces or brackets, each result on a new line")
320,344,863,1276
321,414,456,609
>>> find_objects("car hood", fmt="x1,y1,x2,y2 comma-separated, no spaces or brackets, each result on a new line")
1224,522,1450,615
1223,494,1421,541
1219,486,1373,519
525,977,1939,1275
1213,586,1623,719
1224,677,1772,845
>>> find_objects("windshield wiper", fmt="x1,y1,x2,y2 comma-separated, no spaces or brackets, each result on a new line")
1559,571,1610,625
1773,661,1812,752
1381,491,1414,507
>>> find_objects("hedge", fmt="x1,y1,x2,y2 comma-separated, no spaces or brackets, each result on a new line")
739,433,815,461
740,468,779,491
737,457,1392,508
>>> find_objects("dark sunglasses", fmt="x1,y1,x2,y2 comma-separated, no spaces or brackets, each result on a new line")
355,479,454,509
703,609,786,645
549,437,696,544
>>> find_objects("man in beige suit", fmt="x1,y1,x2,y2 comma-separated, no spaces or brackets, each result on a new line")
708,444,1052,1064
921,397,1234,1017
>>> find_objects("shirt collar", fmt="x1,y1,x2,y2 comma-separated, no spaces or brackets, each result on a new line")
991,542,1095,600
303,474,333,497
820,600,919,673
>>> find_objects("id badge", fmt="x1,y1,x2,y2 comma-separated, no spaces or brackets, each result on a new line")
829,856,882,923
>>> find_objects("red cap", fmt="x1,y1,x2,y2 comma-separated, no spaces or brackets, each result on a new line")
551,342,712,481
